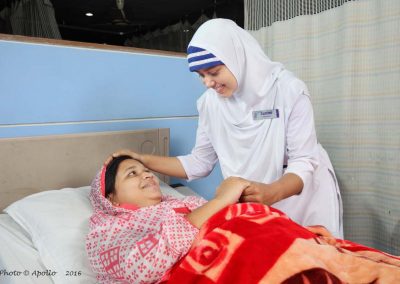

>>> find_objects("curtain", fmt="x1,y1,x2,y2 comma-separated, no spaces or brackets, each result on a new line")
245,0,353,29
0,0,61,39
245,0,400,255
125,13,212,52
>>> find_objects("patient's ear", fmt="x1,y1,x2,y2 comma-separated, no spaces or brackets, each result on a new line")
107,193,120,207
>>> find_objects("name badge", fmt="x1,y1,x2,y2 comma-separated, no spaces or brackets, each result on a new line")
252,109,279,120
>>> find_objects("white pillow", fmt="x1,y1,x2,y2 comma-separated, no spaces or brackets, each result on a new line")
4,186,96,284
160,181,188,198
4,182,185,284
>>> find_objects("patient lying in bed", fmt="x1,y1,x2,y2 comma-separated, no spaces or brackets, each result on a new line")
86,156,400,284
86,155,249,283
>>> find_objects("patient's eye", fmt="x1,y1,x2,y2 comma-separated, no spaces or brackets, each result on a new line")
128,171,137,176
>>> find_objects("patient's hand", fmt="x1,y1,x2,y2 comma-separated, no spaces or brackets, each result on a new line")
215,177,251,206
104,149,142,165
186,177,250,229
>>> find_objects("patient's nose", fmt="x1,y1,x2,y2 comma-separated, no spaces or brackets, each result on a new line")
142,171,153,179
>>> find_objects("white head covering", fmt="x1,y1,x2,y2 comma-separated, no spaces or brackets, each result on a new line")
188,18,284,126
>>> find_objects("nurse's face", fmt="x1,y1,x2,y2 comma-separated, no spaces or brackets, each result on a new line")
197,65,238,98
110,159,162,207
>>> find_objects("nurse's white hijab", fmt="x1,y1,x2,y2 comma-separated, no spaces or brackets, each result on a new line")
187,18,288,182
187,18,284,126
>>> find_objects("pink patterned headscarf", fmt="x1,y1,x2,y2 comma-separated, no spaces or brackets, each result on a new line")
85,166,206,283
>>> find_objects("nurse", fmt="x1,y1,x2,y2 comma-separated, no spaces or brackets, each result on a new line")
109,18,343,238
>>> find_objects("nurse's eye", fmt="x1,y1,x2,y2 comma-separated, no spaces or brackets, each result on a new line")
208,69,220,77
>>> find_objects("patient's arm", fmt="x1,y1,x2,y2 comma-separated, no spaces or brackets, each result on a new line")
186,177,250,229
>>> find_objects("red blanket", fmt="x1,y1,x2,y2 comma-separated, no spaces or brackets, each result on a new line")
166,203,400,283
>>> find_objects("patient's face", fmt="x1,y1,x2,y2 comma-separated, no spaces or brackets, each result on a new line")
111,159,162,207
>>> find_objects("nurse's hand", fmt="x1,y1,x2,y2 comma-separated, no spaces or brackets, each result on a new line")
239,181,280,205
215,176,251,206
240,174,303,205
104,149,142,165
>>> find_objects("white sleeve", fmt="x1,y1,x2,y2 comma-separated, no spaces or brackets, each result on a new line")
177,120,218,181
284,93,319,186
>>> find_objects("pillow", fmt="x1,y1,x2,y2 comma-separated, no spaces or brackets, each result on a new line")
4,181,185,284
160,180,188,198
4,186,96,284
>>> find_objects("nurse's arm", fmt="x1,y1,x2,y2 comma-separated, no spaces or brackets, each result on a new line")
105,149,188,179
141,154,188,179
240,173,303,205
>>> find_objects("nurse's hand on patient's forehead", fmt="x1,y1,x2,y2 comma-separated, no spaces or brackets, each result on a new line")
104,149,142,166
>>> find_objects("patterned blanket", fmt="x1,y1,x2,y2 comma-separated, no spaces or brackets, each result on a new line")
166,203,400,283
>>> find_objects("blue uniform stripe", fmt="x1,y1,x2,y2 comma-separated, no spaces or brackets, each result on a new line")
188,53,216,63
187,45,224,72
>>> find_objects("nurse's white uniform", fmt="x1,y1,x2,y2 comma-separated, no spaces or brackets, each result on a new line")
178,19,343,238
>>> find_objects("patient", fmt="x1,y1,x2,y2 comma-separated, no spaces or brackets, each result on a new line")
86,155,249,283
86,156,400,284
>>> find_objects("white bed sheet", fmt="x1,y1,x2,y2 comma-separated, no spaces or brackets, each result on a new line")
0,214,53,284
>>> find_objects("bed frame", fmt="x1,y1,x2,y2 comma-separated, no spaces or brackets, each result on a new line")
0,128,169,210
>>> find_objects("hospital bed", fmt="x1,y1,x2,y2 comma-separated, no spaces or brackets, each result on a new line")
0,128,199,284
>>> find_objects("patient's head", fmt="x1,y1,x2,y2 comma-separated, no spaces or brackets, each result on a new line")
105,155,162,207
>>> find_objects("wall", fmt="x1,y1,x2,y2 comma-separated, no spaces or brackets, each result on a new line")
0,35,222,200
